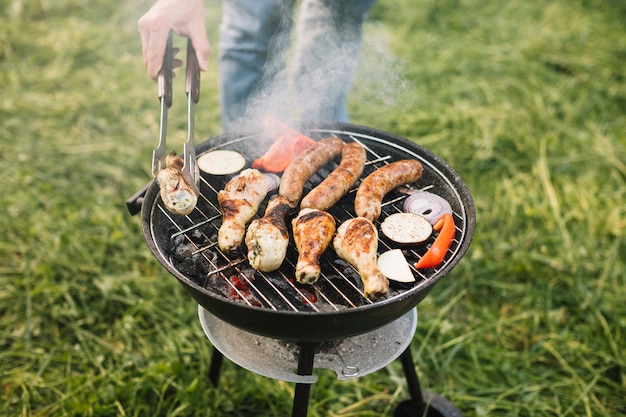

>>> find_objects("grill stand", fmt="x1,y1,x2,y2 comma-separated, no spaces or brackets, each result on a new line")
293,343,315,417
199,307,462,417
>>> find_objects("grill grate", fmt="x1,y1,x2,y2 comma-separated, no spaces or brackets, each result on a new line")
149,127,470,315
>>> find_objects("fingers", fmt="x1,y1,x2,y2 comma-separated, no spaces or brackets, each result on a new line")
147,26,171,79
138,0,211,79
138,14,152,68
185,17,211,72
189,32,211,72
138,14,170,80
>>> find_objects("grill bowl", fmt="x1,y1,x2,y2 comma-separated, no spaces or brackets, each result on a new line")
140,122,475,342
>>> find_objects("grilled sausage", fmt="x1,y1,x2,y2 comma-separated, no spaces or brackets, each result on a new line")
355,159,423,222
300,141,366,211
279,137,345,208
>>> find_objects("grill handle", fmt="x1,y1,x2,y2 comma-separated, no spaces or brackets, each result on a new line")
126,181,152,216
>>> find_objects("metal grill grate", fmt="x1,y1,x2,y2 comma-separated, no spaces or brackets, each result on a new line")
148,127,471,314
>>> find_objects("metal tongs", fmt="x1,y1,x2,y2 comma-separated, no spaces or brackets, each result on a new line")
151,32,201,194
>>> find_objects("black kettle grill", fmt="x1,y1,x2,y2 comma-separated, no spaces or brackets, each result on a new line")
127,122,475,416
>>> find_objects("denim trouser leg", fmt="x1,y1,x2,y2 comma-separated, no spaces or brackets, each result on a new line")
219,0,376,131
293,0,377,122
219,0,296,131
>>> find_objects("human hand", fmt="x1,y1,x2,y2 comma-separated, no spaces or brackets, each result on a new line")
138,0,210,79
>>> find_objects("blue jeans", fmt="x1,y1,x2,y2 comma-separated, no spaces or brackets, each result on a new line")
219,0,377,132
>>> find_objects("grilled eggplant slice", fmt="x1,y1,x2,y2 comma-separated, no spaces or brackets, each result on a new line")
156,151,198,215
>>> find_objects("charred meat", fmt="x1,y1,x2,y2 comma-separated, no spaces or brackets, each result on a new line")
354,159,423,222
245,195,292,272
217,168,267,253
279,137,344,208
333,217,389,300
300,141,366,211
292,208,336,285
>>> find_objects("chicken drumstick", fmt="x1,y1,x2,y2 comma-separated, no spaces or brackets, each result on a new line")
333,217,389,300
292,208,336,284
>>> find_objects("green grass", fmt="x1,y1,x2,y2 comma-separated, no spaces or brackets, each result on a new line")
1,0,624,416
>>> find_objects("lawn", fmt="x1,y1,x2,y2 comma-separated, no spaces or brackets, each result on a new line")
1,0,624,416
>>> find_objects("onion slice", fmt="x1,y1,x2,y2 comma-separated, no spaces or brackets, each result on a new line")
377,249,415,283
403,191,452,225
264,173,281,194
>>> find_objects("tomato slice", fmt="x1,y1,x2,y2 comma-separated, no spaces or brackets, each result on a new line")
252,117,316,173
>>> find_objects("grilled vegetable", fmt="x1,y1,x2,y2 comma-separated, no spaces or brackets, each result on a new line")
415,213,455,269
197,150,246,175
263,173,281,194
377,249,415,283
230,172,280,194
403,191,452,225
380,212,432,245
252,118,316,173
156,151,198,215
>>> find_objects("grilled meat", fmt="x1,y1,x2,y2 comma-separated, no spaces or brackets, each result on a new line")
292,208,336,284
300,141,366,211
156,151,198,215
245,195,292,272
217,168,267,253
279,137,344,208
355,159,423,222
333,217,389,300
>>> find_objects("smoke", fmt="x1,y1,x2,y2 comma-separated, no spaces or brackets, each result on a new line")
227,13,414,133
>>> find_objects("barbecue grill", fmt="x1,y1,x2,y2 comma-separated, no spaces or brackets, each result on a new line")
127,121,475,416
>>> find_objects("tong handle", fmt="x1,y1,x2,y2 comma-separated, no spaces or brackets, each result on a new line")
157,32,174,108
185,38,200,104
183,38,201,193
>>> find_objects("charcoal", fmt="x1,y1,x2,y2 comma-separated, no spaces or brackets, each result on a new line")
172,242,195,262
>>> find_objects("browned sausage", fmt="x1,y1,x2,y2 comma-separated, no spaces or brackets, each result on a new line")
300,141,366,211
354,159,423,222
279,137,345,208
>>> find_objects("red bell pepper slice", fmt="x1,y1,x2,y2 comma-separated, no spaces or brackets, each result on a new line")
414,213,456,269
252,117,316,173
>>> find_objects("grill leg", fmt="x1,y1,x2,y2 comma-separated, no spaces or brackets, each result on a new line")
395,346,463,417
399,347,426,415
291,343,316,417
208,347,224,387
